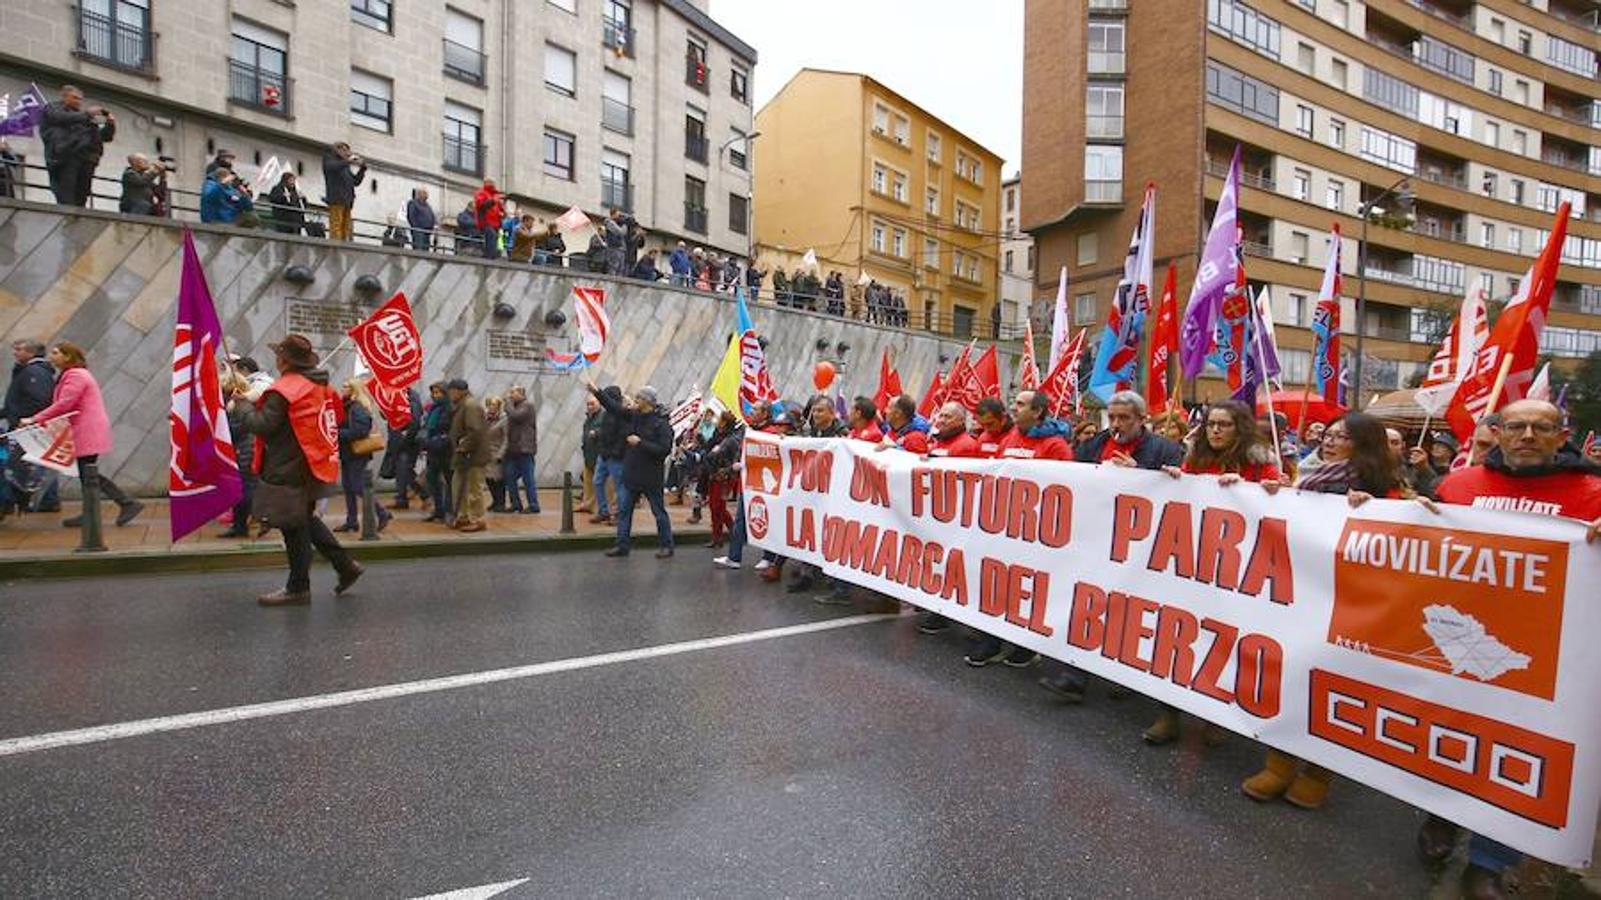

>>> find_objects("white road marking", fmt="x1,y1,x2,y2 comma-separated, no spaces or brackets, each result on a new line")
0,613,896,759
412,878,531,900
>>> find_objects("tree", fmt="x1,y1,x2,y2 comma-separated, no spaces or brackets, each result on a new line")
1562,350,1601,440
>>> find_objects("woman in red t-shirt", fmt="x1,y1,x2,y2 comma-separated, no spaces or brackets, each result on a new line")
1147,401,1282,748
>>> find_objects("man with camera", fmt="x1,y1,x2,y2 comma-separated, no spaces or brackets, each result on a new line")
321,141,367,241
40,85,115,208
119,153,163,217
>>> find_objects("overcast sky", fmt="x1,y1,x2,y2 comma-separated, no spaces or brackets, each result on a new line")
708,0,1024,173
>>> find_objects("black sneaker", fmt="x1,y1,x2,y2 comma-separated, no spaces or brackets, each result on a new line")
1037,670,1086,703
115,501,144,527
964,636,1009,667
915,612,951,635
604,547,629,558
1003,647,1041,668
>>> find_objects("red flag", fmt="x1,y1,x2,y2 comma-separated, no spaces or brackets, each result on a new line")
945,345,1000,413
1018,319,1041,391
1147,263,1179,415
1040,329,1088,419
348,291,424,388
873,348,903,413
918,370,946,417
935,343,974,409
367,377,412,431
1445,203,1570,442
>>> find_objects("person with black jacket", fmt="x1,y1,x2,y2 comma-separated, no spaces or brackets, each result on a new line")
321,142,366,241
587,380,675,559
3,340,55,430
536,223,566,267
265,171,307,235
118,154,160,215
578,392,604,514
0,140,20,199
405,188,437,252
40,85,114,207
589,385,627,524
383,386,426,510
420,382,454,523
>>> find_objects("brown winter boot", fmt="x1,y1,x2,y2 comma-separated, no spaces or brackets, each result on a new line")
1142,708,1181,745
1241,750,1298,801
1284,764,1333,809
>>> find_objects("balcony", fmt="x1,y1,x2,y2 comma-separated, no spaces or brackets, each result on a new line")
602,97,634,136
685,55,709,92
1404,0,1471,29
684,204,708,235
685,133,709,164
1204,156,1275,191
443,38,485,85
442,134,483,176
1547,0,1600,32
227,60,291,116
601,177,632,213
602,19,635,58
1542,150,1591,174
75,6,153,74
1414,218,1466,243
1242,239,1273,259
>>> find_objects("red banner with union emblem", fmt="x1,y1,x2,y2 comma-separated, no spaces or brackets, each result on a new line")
348,292,425,389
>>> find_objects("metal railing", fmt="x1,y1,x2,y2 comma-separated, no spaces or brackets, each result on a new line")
1418,168,1467,189
684,204,708,235
685,133,709,164
442,134,483,176
602,20,634,57
601,97,634,136
1541,151,1590,174
75,6,153,73
685,56,709,92
600,177,632,212
1242,239,1273,258
1404,0,1471,29
1204,157,1275,190
227,60,290,116
1088,51,1126,75
443,38,486,84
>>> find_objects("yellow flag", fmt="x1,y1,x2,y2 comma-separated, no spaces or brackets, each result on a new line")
709,333,743,422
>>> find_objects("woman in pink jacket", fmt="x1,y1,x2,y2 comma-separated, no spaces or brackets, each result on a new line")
20,341,143,527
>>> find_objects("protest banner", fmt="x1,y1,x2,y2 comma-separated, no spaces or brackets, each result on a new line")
743,434,1601,865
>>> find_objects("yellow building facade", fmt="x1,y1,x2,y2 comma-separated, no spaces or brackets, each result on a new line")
754,69,1005,338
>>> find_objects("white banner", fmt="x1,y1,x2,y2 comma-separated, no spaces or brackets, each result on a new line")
743,435,1601,866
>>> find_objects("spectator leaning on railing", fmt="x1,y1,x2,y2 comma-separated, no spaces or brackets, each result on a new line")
265,172,307,236
322,142,366,241
406,188,436,252
40,85,114,208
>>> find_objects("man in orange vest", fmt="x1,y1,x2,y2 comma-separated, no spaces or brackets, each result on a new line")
232,334,362,606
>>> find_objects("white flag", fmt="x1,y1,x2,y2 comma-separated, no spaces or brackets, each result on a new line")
251,155,283,194
669,390,703,437
13,418,77,476
556,206,590,232
1414,286,1491,417
802,248,818,270
1527,362,1552,402
1048,266,1070,371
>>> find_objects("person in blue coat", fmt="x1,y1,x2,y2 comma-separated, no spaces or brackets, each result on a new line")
668,241,692,286
200,168,254,224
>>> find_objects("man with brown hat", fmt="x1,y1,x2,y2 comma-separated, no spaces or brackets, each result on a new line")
447,378,490,532
230,334,362,605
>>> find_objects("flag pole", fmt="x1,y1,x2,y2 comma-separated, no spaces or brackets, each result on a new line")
1415,411,1432,450
1252,301,1280,453
1483,354,1516,417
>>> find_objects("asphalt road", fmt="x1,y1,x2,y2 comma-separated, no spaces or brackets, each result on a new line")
0,552,1439,898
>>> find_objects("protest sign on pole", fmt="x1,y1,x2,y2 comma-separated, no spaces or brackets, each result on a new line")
743,435,1601,866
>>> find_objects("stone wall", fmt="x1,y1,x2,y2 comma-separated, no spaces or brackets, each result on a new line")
0,201,1010,495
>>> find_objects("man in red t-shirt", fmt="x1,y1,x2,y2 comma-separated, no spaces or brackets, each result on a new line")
927,401,983,458
973,396,1013,459
1420,399,1601,898
877,394,929,454
846,395,884,444
996,390,1073,460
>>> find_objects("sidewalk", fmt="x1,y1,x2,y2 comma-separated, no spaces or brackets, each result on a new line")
0,489,713,578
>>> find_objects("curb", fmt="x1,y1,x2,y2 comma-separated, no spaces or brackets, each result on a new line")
4,529,706,580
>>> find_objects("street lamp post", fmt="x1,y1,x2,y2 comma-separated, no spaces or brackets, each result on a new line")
1353,174,1413,408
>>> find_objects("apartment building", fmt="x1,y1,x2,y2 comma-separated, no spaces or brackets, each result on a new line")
754,69,1005,339
0,0,756,255
1022,0,1601,397
1001,173,1037,334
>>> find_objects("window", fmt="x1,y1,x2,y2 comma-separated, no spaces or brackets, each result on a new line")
1488,69,1503,95
891,171,907,203
1419,93,1473,136
873,103,890,135
1290,231,1309,264
1510,179,1525,205
1546,35,1599,78
1331,0,1349,28
926,185,940,215
1516,30,1531,56
927,131,942,163
684,176,707,234
1074,292,1097,324
1005,250,1015,272
1288,292,1308,326
1480,272,1494,295
873,222,888,254
1295,104,1313,138
1363,68,1419,119
951,251,964,276
686,37,709,91
1359,126,1417,174
685,108,708,163
443,101,482,175
603,0,632,57
1028,246,1037,270
602,149,631,211
1482,171,1499,196
1511,129,1526,156
1480,222,1496,247
1513,80,1529,106
1292,168,1310,201
1205,61,1279,124
545,43,577,96
602,70,633,135
543,129,574,180
77,0,153,72
872,163,888,195
731,66,750,103
1006,189,1016,213
1328,117,1345,148
351,0,391,33
444,8,485,84
1280,348,1311,385
349,69,392,132
729,194,749,235
1415,36,1475,84
1077,232,1098,266
1507,228,1523,254
1087,83,1125,138
550,0,577,10
1326,179,1344,211
729,128,748,170
1485,121,1500,147
229,19,289,113
1088,20,1126,74
925,238,939,269
1489,18,1506,45
893,115,910,146
1085,146,1123,202
1207,0,1281,59
1296,42,1315,74
892,228,907,258
1413,254,1465,292
1330,58,1348,89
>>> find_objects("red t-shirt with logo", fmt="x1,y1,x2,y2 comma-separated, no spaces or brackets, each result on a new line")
998,429,1073,461
1436,465,1601,521
849,423,884,444
929,430,984,458
977,425,1014,459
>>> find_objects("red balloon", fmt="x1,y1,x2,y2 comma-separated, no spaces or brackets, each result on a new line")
813,361,837,391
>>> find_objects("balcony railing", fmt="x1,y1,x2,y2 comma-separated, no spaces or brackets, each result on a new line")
685,56,709,92
685,133,709,164
1417,168,1467,189
1242,239,1273,258
1543,102,1597,126
1088,51,1126,75
227,60,291,116
75,7,153,73
1085,179,1122,203
1086,115,1124,139
442,134,483,176
1542,151,1590,173
684,204,708,235
443,38,486,85
601,177,633,212
1204,157,1275,191
602,97,634,136
602,20,635,58
1415,219,1466,242
1404,0,1471,29
1546,5,1600,32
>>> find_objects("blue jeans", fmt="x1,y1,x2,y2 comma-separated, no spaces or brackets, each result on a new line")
594,458,623,517
1468,834,1521,873
425,452,453,518
502,453,538,511
615,482,673,553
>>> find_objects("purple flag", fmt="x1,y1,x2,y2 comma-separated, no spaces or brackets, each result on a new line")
169,229,243,541
0,84,47,138
1180,146,1242,377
